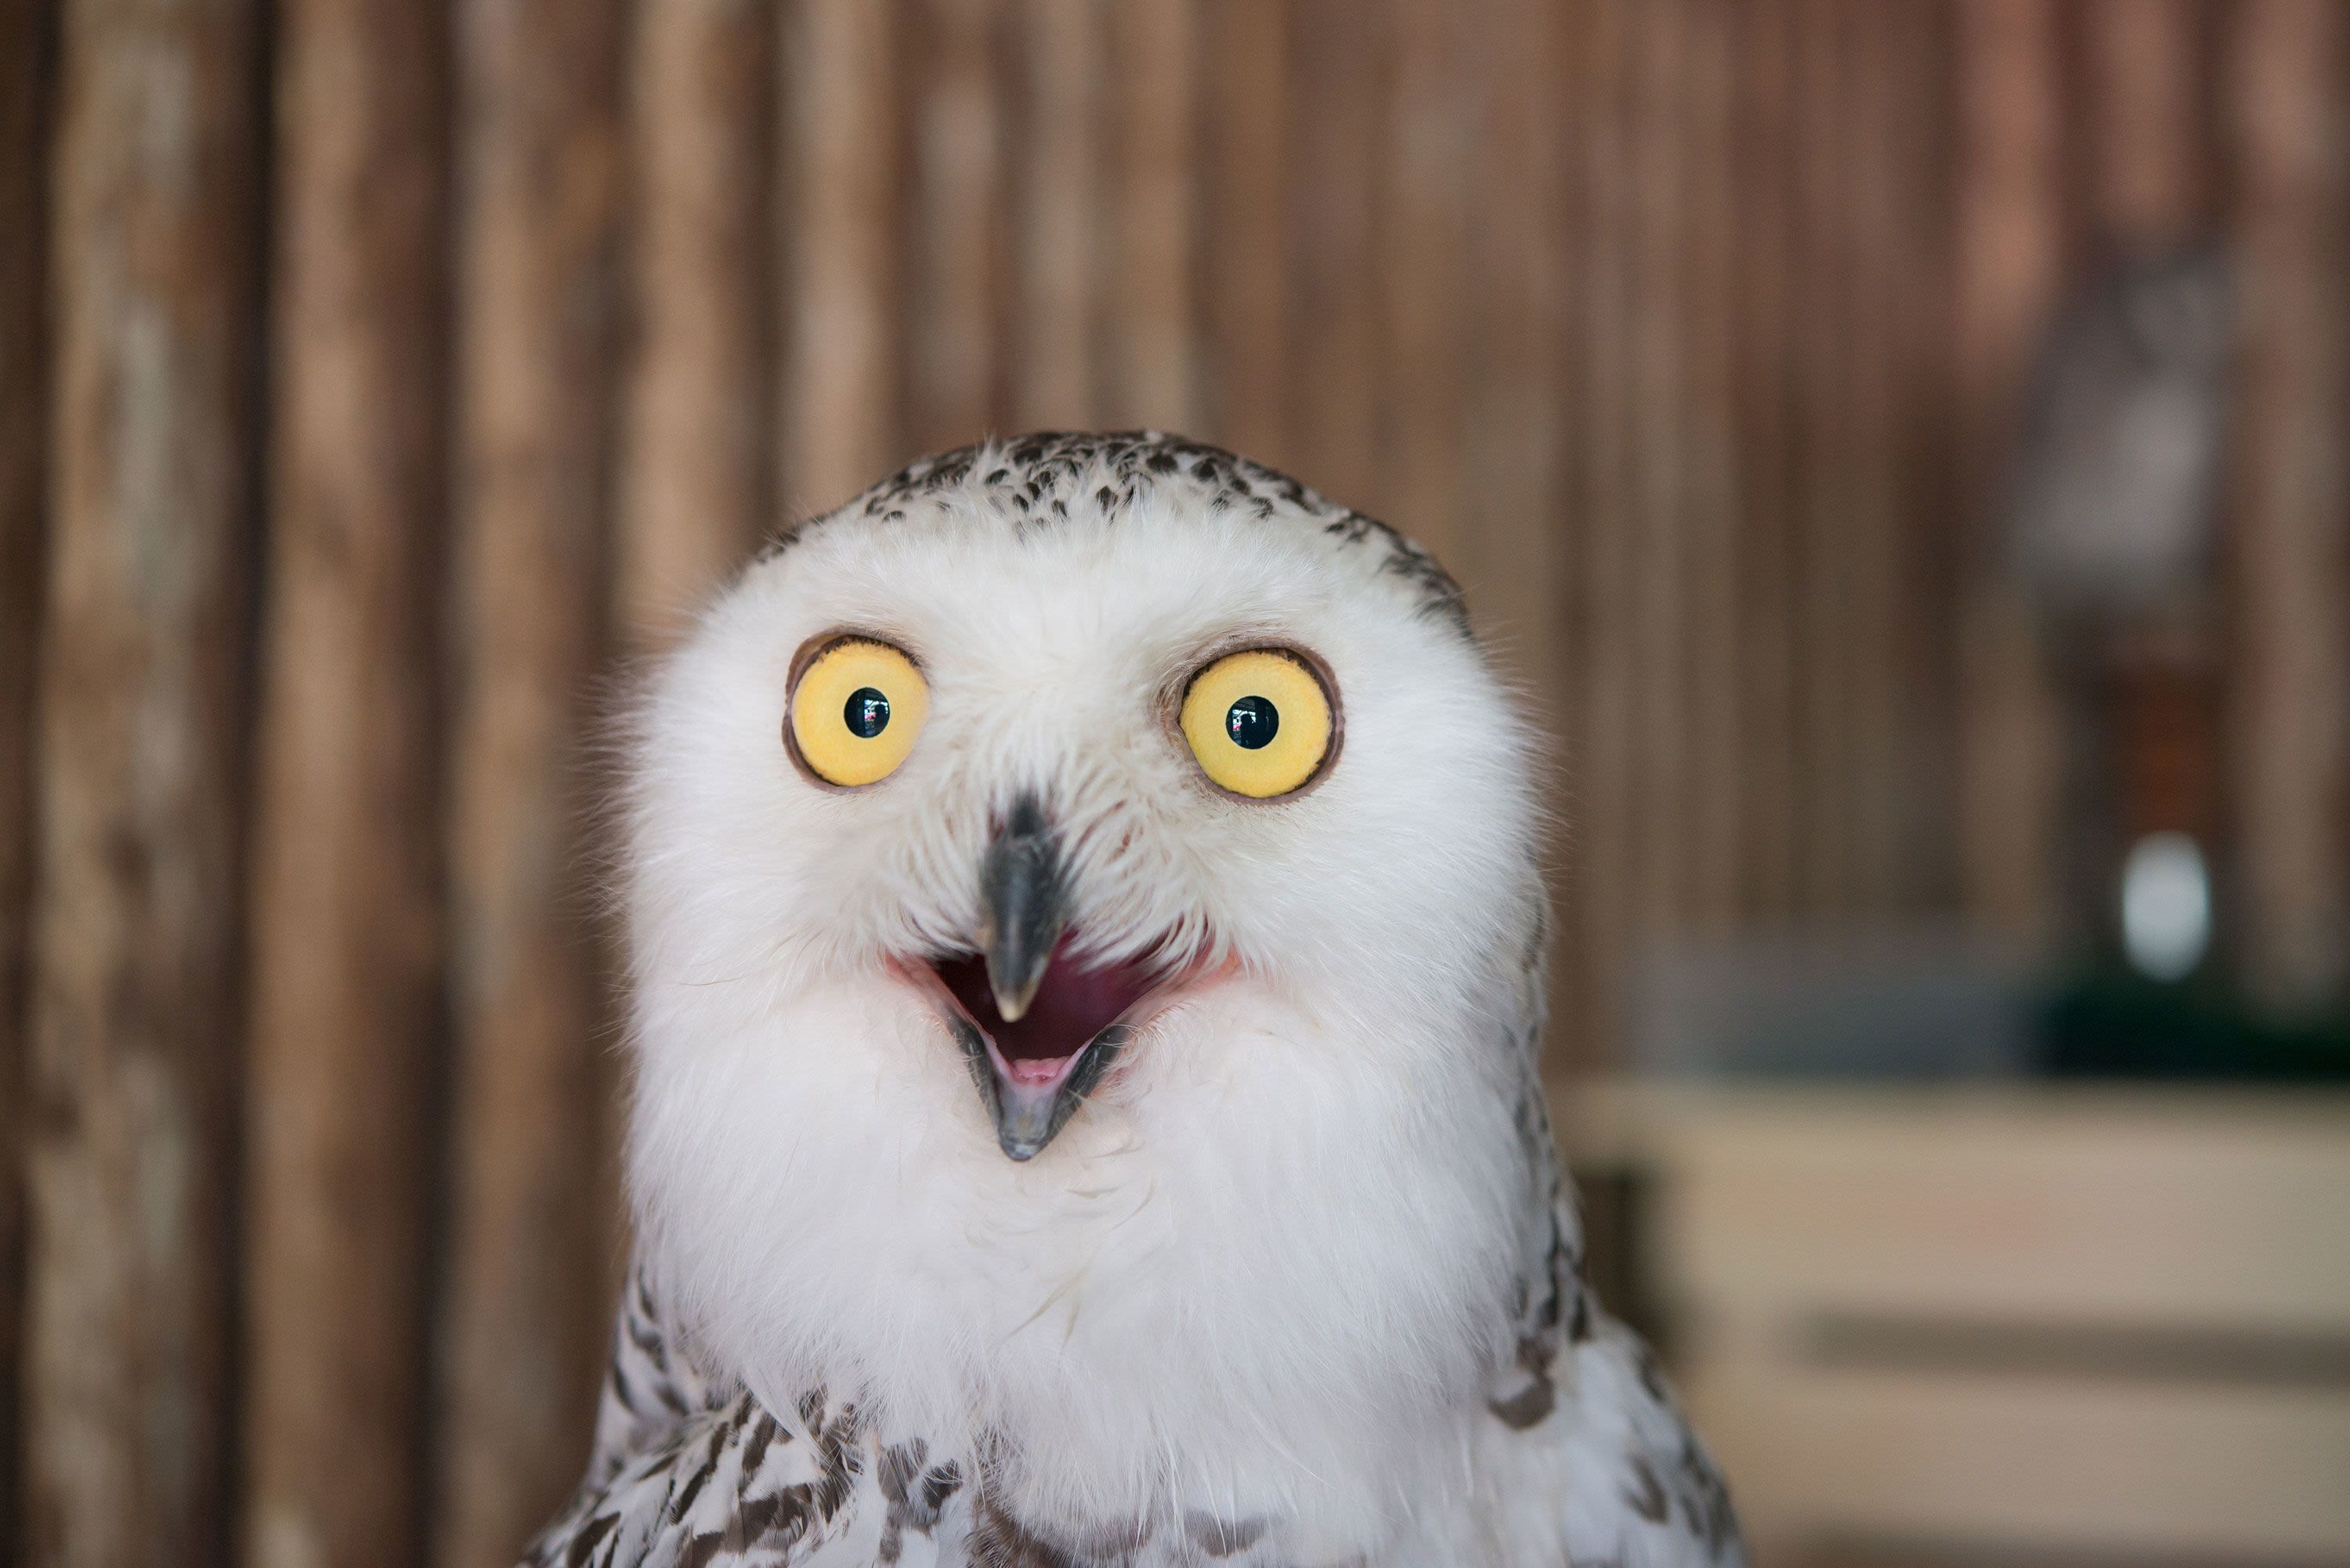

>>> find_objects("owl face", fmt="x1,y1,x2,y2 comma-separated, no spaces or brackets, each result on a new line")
626,439,1538,1172
622,439,1546,1526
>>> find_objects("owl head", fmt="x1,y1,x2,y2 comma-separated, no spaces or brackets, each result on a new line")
620,433,1546,1534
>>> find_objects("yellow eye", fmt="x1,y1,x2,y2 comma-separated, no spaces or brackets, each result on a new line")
1180,648,1336,799
786,637,928,787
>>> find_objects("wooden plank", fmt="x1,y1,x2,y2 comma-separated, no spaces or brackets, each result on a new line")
434,0,624,1559
1679,0,1740,926
1009,0,1103,432
1457,0,1567,1064
1201,0,1289,465
1887,0,1964,911
1564,0,1636,1069
27,0,264,1560
779,0,903,513
1687,1360,2350,1562
1283,0,1386,511
0,0,56,1550
1627,0,1689,937
2081,0,2207,249
1729,0,1799,923
1378,0,1471,572
1788,0,1854,916
1578,1085,2350,1332
904,0,1010,454
616,0,774,649
1838,0,1909,912
1952,0,2066,941
240,1,447,1565
2225,0,2350,1010
1103,0,1198,433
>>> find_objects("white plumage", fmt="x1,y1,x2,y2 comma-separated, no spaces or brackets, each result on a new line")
530,433,1741,1568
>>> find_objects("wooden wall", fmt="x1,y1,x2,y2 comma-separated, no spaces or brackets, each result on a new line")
1,2,2345,1566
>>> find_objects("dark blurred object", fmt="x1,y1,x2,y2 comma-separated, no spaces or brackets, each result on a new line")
2041,966,2350,1082
1629,927,2038,1080
2007,245,2232,610
2004,244,2240,998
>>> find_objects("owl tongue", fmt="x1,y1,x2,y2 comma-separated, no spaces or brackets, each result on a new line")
924,936,1161,1160
933,937,1150,1083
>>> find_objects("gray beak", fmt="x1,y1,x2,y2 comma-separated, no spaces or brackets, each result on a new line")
976,794,1068,1023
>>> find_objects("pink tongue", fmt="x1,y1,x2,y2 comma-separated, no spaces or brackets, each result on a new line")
934,941,1152,1066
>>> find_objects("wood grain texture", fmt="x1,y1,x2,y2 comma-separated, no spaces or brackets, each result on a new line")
1103,0,1199,434
1679,0,1740,927
904,0,1010,454
1284,0,1386,513
1789,0,1853,918
27,0,263,1563
1838,0,1907,912
779,0,904,515
2080,0,2207,250
1626,0,1688,937
1010,0,1104,432
1562,0,1636,1072
2225,0,2350,1009
0,0,56,1553
1201,0,1289,465
241,2,448,1566
433,0,625,1561
1730,0,1799,924
1380,0,1472,572
616,0,775,649
1952,0,2066,941
1459,0,1571,1069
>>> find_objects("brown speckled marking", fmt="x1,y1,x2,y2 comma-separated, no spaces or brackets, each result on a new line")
758,432,1471,635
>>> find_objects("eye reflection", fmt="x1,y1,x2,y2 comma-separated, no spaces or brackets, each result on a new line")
845,687,891,739
1225,695,1279,750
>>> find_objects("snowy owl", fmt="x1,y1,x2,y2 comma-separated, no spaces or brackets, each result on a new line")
531,433,1741,1567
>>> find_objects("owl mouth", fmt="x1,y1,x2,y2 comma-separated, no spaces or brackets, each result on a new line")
924,938,1162,1161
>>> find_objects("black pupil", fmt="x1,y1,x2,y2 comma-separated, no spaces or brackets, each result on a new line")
844,688,891,739
1226,695,1279,750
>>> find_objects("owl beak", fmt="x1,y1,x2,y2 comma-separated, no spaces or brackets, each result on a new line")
977,794,1068,1024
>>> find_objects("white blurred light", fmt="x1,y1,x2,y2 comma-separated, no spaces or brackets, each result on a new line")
2120,831,2211,983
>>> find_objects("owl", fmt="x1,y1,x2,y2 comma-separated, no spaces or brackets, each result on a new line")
530,433,1741,1568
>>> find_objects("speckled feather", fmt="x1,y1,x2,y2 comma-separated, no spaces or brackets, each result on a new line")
537,435,1742,1567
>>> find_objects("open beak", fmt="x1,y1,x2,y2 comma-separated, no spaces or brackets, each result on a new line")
921,797,1164,1161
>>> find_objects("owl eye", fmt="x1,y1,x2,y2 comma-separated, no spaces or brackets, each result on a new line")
1179,648,1336,799
787,636,928,787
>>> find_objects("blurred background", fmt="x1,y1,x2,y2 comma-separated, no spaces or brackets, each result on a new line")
2,0,2348,1566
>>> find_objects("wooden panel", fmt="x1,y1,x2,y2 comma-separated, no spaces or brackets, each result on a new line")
27,0,263,1562
0,0,54,1549
1679,0,1740,925
1457,0,1567,1060
1284,0,1386,512
2225,0,2350,1010
1952,0,2066,941
434,0,624,1560
241,0,447,1564
1730,0,1800,923
1571,1086,2350,1332
904,0,1010,453
1009,0,1104,432
1689,1360,2350,1563
1102,0,1198,433
2081,0,2207,247
616,0,774,647
1560,0,1636,1071
1201,0,1289,464
779,0,904,515
1379,0,1472,569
